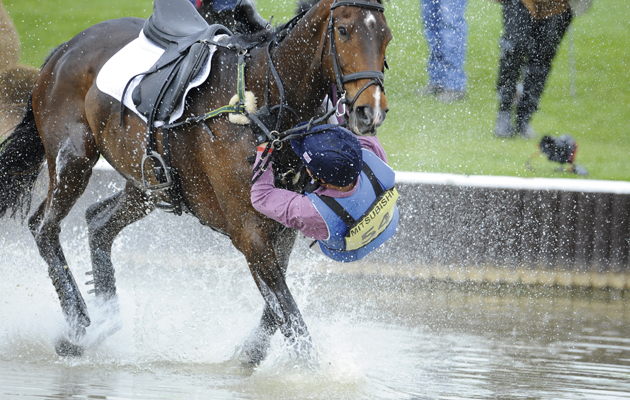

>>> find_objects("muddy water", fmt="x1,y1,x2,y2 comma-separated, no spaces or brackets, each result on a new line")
1,221,630,399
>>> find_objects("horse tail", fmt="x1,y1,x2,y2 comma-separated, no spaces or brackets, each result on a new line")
0,44,66,220
0,96,46,220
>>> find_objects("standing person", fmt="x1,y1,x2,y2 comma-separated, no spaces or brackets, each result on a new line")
251,125,399,263
418,0,468,103
494,0,573,138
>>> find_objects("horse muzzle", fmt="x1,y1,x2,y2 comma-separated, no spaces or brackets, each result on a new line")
349,104,388,136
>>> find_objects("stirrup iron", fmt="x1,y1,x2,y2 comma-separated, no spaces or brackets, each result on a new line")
141,151,173,190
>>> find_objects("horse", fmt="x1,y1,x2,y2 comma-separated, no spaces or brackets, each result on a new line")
0,0,391,365
0,0,39,138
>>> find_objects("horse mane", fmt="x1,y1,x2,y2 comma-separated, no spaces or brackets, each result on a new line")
295,0,320,15
41,43,66,69
272,0,321,42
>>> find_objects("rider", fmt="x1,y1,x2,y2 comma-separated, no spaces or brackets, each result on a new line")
251,125,399,262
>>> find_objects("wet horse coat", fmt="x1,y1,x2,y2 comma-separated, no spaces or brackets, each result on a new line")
0,0,391,363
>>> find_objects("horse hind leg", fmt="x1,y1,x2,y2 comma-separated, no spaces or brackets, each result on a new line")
28,143,98,356
84,181,155,344
30,198,90,358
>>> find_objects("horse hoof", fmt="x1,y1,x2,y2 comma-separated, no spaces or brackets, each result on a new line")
55,338,84,357
237,329,272,367
236,342,267,368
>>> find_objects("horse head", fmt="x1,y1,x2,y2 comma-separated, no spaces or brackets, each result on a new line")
321,0,392,136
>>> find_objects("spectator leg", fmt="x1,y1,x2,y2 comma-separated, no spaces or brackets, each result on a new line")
517,8,573,131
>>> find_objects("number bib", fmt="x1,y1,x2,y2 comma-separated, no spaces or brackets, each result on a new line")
345,187,399,251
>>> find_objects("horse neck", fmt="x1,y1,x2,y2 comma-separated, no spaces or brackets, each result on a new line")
270,0,335,120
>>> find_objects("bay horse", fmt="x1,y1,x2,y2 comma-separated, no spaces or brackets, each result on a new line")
0,0,391,365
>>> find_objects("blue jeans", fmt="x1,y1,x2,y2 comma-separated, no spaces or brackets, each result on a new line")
421,0,468,91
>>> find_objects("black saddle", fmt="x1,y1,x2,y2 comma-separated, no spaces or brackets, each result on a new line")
130,0,232,125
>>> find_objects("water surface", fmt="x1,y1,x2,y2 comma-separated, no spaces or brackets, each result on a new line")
1,227,630,399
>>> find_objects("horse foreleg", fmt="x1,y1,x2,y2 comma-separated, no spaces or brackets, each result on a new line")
239,302,281,365
85,182,155,343
240,227,298,365
250,261,311,348
234,221,309,366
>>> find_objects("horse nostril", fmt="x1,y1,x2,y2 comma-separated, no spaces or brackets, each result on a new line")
355,106,387,127
355,106,374,125
380,108,388,124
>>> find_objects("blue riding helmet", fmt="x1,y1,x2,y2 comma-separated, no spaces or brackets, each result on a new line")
290,124,363,187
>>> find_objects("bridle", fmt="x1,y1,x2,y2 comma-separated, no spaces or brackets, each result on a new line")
258,0,388,136
251,0,389,186
323,0,386,114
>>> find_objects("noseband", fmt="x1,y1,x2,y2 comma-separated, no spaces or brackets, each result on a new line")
324,0,386,113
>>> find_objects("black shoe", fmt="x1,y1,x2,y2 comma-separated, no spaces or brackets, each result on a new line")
516,122,536,139
494,111,514,138
436,89,466,103
415,83,443,96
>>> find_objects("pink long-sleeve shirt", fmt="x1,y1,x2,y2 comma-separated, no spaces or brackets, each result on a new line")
250,135,388,240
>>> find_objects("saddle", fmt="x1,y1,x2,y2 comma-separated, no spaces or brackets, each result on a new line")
129,0,272,211
131,0,232,126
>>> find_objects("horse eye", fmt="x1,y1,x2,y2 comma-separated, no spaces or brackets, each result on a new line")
338,26,348,37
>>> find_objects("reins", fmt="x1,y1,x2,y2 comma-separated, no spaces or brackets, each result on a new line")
137,0,388,201
158,7,309,136
161,0,386,143
249,105,340,185
249,0,388,186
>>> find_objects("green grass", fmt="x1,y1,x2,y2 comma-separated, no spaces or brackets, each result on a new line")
4,0,629,181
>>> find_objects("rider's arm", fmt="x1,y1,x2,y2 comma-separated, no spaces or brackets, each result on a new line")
250,148,330,240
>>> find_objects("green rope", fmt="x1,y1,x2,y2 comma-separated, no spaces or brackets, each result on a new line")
165,50,248,130
202,53,247,121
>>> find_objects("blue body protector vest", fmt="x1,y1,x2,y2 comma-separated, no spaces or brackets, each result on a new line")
306,149,399,263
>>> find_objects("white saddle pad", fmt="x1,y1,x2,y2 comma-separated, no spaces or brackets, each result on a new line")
96,31,226,125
